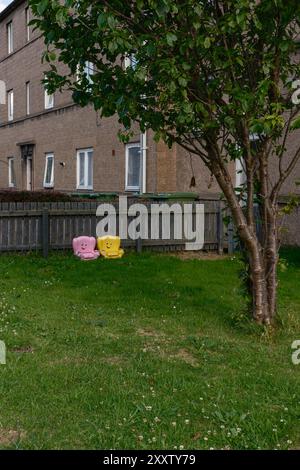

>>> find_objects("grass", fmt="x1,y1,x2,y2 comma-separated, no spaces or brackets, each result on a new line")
0,248,299,450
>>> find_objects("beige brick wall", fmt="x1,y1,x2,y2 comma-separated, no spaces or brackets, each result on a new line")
0,2,158,194
0,104,159,193
279,206,300,247
175,144,229,196
0,0,299,200
156,141,177,192
268,128,300,196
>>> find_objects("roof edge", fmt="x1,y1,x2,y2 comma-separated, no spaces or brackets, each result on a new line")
0,0,26,22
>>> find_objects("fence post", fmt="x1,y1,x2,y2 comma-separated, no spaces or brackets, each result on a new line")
227,220,235,255
217,201,224,255
42,208,49,258
136,237,143,253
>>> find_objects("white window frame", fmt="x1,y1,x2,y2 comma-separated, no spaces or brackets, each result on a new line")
76,148,93,190
235,134,260,188
26,81,30,115
124,54,138,70
76,61,95,84
125,143,141,191
43,153,54,188
7,21,13,54
250,133,260,144
25,7,30,42
84,61,94,83
8,157,16,188
235,158,246,188
44,88,54,109
7,90,13,121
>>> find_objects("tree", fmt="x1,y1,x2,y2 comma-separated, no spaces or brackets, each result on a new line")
30,0,300,324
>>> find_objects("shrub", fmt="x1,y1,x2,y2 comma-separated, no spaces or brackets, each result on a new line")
0,190,73,203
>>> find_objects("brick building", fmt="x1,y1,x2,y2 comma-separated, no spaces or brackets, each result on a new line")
0,0,299,198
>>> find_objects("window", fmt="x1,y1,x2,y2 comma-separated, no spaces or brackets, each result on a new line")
7,90,13,121
43,153,54,188
7,21,13,54
84,61,94,83
125,143,141,191
250,133,260,155
26,81,30,115
25,7,30,42
8,157,16,187
124,54,138,70
235,159,246,188
235,134,261,188
44,88,54,109
76,148,93,189
76,61,95,85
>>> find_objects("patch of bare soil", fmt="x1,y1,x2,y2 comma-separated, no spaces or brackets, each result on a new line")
0,429,26,447
170,348,199,367
102,356,126,366
137,328,163,338
49,356,89,366
11,346,34,354
168,251,229,261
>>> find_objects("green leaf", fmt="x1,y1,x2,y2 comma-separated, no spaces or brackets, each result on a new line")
178,77,187,87
166,33,177,46
204,37,211,49
290,116,300,130
97,13,107,27
37,0,49,16
48,51,56,61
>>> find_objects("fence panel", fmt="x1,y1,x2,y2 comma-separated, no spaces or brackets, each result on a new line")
0,198,224,254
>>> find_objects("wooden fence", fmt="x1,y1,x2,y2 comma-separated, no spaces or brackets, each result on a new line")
0,198,228,255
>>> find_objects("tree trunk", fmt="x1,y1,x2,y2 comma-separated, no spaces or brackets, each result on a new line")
266,254,278,322
209,156,278,325
265,209,279,322
247,244,269,323
239,214,278,325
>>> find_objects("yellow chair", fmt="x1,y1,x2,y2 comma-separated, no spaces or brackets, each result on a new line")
97,236,124,259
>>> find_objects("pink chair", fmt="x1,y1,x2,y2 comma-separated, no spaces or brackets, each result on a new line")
72,236,100,260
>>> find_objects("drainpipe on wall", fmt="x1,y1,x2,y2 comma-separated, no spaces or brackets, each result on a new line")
139,131,147,194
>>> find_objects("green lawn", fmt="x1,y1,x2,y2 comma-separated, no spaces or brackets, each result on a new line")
0,249,299,450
